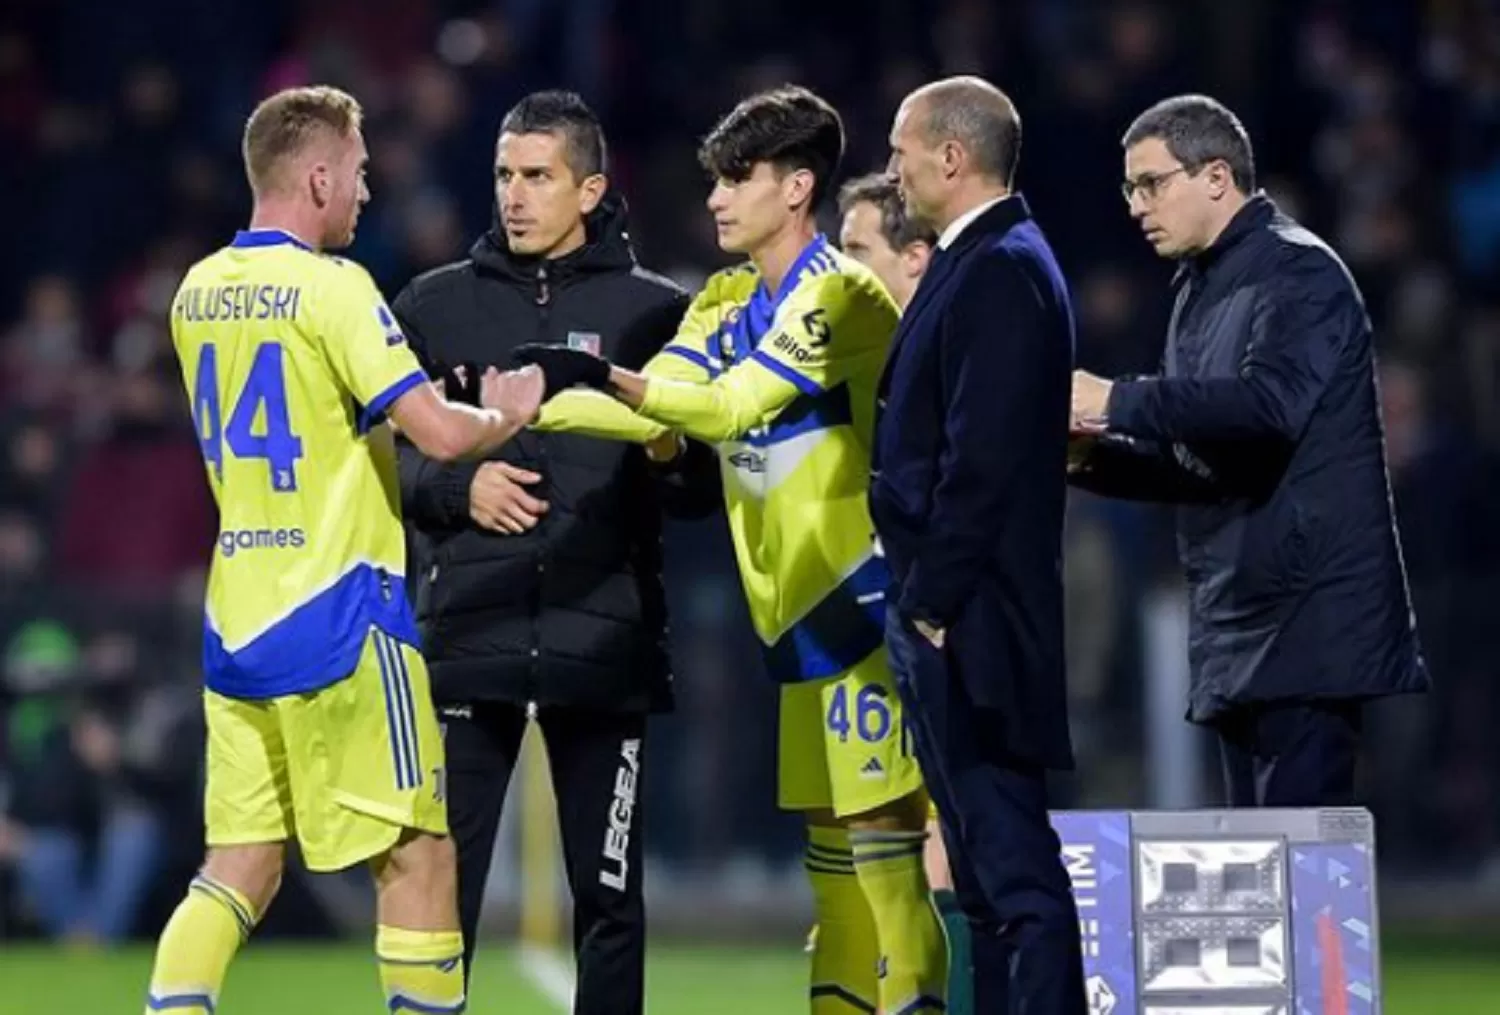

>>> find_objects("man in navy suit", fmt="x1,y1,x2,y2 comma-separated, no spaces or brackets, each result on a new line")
872,76,1086,1014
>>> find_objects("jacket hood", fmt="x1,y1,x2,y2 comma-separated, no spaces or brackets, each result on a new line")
470,189,637,281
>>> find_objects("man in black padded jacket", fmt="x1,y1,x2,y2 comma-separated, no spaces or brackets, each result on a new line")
393,91,719,1015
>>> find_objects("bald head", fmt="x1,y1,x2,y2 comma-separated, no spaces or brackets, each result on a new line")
904,76,1021,188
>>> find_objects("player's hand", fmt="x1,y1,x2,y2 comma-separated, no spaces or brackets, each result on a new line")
512,344,612,399
469,461,549,534
913,618,946,649
480,364,545,426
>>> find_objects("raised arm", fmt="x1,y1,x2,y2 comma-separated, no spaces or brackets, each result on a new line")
523,272,894,444
319,270,539,465
1104,248,1355,444
388,368,542,463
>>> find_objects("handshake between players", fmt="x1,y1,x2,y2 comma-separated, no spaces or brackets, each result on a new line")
436,348,606,408
438,345,626,423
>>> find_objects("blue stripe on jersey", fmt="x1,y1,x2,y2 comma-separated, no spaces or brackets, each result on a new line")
763,553,892,682
749,349,821,396
743,383,852,449
231,228,312,251
761,233,832,305
662,345,713,374
357,369,427,434
203,563,420,699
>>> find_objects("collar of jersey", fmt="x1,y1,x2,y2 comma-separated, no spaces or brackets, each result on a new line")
752,233,830,314
232,228,314,251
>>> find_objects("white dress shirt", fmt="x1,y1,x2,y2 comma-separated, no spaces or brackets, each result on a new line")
937,194,1012,249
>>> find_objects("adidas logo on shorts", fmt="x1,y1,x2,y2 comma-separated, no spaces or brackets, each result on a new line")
860,757,885,778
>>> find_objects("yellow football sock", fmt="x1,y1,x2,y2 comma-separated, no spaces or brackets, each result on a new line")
851,828,948,1014
143,875,257,1014
806,825,879,1013
377,924,467,1014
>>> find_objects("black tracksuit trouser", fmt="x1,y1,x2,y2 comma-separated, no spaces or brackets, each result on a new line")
441,702,647,1015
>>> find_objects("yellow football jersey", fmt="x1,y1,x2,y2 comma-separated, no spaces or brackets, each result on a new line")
539,235,900,682
169,229,427,699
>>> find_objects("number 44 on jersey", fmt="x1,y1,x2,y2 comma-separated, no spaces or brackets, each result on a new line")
193,340,306,492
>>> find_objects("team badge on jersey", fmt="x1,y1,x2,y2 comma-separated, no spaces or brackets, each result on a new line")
376,304,405,346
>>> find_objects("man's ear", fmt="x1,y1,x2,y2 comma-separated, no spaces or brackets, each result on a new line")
309,161,332,208
941,140,965,181
785,167,817,211
579,173,608,215
1207,160,1234,201
903,240,932,281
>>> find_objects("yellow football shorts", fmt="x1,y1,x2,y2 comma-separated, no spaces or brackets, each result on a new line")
778,648,924,817
204,627,447,872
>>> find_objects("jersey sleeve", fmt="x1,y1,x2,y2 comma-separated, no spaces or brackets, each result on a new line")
638,272,896,443
651,280,724,381
316,263,428,434
531,277,721,443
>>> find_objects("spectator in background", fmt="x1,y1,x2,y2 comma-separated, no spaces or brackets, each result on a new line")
55,355,214,601
0,276,89,417
1070,94,1430,808
0,620,187,945
2,414,67,522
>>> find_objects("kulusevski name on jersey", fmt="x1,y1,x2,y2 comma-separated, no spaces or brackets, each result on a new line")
174,283,302,322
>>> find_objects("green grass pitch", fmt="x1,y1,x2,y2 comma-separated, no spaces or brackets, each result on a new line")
0,936,1496,1013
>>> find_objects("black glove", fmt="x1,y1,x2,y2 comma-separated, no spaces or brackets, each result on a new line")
435,360,483,406
512,343,612,400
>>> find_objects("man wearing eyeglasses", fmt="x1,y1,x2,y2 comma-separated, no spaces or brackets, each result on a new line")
1068,94,1429,810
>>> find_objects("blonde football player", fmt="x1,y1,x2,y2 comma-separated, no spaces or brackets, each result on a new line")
146,85,543,1015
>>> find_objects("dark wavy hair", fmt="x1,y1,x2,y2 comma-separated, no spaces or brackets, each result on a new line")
698,85,845,210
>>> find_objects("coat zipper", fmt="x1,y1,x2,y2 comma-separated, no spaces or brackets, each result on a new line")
527,262,552,703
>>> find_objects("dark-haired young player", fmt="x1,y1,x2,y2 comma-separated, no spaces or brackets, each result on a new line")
519,86,947,1015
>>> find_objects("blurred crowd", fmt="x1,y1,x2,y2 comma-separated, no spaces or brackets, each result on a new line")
3,0,1500,942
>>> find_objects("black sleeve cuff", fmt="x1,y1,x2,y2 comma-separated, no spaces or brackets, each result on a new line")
437,463,479,526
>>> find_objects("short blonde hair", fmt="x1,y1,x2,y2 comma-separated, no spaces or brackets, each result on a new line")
242,85,364,195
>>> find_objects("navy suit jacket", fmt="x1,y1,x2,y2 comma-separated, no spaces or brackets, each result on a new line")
870,195,1076,771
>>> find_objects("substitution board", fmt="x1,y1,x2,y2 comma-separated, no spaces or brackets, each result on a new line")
1051,808,1380,1015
